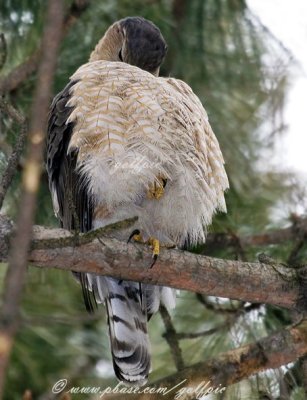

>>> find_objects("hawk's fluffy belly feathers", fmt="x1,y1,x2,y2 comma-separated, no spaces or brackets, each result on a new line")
46,16,228,386
65,60,228,245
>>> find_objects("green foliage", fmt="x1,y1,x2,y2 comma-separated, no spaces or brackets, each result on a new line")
0,0,301,399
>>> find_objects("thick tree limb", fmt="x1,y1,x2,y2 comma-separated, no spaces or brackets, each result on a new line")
28,235,300,310
0,216,301,312
101,320,307,400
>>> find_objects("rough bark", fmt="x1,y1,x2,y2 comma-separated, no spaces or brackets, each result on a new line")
0,216,302,312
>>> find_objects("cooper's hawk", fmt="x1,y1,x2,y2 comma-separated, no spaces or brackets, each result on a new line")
46,17,229,386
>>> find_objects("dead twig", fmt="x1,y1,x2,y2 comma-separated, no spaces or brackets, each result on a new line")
160,305,185,371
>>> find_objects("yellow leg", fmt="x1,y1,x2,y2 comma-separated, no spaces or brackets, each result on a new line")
148,237,160,257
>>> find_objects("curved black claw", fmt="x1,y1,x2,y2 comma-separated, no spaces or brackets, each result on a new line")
150,254,158,269
127,229,141,243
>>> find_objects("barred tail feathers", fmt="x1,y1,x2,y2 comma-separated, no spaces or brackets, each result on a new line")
96,277,151,386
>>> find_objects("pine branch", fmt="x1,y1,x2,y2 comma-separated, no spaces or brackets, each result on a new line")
0,216,303,312
175,321,231,340
160,305,185,370
204,216,307,252
203,218,307,251
102,320,307,400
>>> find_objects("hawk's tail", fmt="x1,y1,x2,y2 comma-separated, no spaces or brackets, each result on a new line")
97,277,151,386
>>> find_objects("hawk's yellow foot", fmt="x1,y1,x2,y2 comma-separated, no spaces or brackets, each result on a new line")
127,231,160,268
147,176,167,200
127,229,143,243
147,237,160,268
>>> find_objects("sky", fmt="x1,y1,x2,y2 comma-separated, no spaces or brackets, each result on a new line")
247,0,307,178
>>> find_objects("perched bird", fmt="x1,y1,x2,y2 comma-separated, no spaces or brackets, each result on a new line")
46,16,229,386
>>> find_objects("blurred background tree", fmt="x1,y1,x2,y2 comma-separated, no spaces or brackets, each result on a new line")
0,0,306,399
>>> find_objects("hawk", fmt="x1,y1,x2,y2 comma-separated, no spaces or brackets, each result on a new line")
46,17,229,386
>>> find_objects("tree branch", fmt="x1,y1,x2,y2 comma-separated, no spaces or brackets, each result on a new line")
63,0,91,32
0,51,40,94
204,216,307,252
0,0,64,397
196,293,262,315
0,34,7,72
175,322,229,340
102,320,307,400
0,216,302,312
0,0,90,94
0,99,27,210
160,305,185,370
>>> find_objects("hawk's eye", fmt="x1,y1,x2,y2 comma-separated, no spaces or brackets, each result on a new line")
118,49,123,61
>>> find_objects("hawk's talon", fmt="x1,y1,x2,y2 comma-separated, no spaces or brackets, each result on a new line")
148,237,160,268
128,232,160,267
127,229,141,243
150,254,158,269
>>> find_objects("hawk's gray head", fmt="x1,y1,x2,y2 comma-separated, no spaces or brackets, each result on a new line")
89,16,167,75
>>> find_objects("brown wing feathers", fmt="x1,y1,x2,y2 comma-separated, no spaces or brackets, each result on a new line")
46,81,96,312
